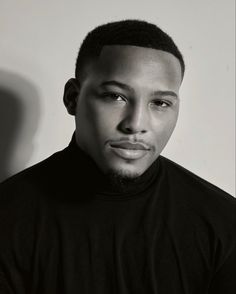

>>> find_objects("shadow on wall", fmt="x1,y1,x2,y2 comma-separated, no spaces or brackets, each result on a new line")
0,70,41,183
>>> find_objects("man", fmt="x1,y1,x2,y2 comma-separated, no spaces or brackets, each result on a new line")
0,19,235,294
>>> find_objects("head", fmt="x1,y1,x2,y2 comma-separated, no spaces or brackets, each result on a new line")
64,19,184,179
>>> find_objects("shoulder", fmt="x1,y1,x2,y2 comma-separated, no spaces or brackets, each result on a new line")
159,155,235,204
0,148,69,238
0,150,68,273
159,155,235,236
159,156,236,274
0,148,68,198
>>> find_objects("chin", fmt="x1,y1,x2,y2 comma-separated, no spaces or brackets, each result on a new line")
99,153,152,179
105,164,144,180
105,168,141,190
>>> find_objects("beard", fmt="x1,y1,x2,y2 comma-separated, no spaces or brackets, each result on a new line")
105,169,141,192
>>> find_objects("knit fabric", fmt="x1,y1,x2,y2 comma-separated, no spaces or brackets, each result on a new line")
0,136,235,293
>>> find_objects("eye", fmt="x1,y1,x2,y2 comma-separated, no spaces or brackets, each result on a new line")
101,92,126,102
151,99,172,109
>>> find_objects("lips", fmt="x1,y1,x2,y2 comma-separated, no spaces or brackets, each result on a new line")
110,142,150,151
109,141,150,160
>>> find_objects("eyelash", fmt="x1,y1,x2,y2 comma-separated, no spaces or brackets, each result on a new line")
101,92,126,102
151,100,172,108
100,92,172,108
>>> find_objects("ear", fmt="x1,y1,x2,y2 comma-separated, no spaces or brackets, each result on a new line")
63,78,80,115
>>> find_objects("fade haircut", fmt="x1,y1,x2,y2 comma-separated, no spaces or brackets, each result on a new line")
75,19,185,80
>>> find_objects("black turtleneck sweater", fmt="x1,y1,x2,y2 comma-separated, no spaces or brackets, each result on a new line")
0,136,235,294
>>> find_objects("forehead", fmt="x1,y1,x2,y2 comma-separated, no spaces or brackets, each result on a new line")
83,45,182,89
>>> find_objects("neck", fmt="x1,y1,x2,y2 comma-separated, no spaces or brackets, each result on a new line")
66,134,160,199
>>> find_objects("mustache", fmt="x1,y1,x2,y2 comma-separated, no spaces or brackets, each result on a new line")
107,138,155,151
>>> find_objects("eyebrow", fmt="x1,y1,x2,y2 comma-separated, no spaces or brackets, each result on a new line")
100,80,132,92
99,80,179,99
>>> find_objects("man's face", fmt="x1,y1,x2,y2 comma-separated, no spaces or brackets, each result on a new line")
73,45,182,178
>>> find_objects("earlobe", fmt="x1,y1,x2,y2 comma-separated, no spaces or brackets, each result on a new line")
63,78,80,116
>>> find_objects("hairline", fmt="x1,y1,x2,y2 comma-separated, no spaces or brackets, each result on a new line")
75,44,184,82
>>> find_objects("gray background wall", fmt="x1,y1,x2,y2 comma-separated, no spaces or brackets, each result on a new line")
1,0,235,196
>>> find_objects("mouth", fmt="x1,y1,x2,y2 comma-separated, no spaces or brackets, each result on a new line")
109,141,150,160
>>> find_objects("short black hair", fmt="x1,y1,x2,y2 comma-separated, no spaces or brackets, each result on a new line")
75,19,185,79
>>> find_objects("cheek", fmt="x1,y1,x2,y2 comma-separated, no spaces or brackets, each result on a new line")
82,102,120,141
152,111,178,142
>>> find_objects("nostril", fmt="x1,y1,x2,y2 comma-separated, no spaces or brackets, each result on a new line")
122,126,147,134
118,110,148,134
125,127,133,133
121,126,134,134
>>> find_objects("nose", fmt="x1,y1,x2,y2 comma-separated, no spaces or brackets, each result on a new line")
118,103,148,134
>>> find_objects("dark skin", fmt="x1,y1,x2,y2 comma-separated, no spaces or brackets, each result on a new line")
64,45,182,179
